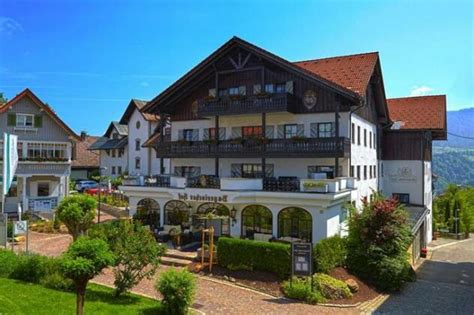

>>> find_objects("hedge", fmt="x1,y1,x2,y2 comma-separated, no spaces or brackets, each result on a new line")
313,235,347,273
217,237,290,278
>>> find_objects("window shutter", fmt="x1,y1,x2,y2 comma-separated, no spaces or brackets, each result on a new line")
34,115,43,128
203,128,209,140
253,84,261,94
265,164,274,178
219,127,226,140
285,81,294,94
277,125,285,138
192,129,199,141
231,164,241,177
265,126,274,139
310,123,318,137
191,167,201,178
231,127,241,139
208,88,216,97
297,124,304,137
7,113,16,126
174,167,182,177
238,86,246,96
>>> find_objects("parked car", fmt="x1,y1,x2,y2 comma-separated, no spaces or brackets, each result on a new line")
85,184,114,196
75,180,98,192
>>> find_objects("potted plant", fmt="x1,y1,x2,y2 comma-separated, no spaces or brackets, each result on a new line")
303,181,328,193
204,139,217,145
204,95,218,102
229,94,245,101
231,137,244,145
421,247,428,258
257,137,271,145
178,139,190,145
291,135,307,143
256,92,271,99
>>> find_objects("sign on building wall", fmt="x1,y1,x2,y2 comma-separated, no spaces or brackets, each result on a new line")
388,166,417,182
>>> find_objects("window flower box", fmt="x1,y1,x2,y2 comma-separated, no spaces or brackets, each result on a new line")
301,180,328,193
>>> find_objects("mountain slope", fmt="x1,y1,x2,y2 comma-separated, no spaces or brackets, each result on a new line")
434,107,474,148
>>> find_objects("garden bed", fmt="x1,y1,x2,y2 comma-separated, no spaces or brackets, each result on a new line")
328,267,380,305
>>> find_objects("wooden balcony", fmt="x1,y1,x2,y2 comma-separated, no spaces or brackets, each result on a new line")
197,93,298,116
154,137,350,158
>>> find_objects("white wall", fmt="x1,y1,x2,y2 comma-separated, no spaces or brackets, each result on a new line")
100,147,128,178
380,160,424,205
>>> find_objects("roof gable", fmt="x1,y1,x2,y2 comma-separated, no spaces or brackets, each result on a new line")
0,89,80,140
119,99,158,124
104,121,128,138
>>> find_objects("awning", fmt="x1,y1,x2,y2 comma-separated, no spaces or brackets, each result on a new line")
405,205,429,234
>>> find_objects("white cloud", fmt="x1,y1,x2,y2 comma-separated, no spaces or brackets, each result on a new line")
410,85,434,96
141,81,150,87
0,17,23,36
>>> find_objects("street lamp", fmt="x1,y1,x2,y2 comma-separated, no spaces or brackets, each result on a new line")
98,167,107,223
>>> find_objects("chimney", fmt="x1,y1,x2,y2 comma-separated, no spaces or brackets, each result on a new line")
80,131,88,141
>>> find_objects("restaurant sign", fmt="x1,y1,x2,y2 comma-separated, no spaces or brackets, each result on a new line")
178,193,228,203
291,242,312,277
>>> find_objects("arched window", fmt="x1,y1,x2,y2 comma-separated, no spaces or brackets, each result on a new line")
195,203,230,236
164,200,189,226
278,207,312,242
134,198,160,231
241,205,272,238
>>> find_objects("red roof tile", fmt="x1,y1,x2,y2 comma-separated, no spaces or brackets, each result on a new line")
293,52,379,97
387,95,446,130
72,136,100,168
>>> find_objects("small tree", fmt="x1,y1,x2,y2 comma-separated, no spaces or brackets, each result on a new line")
61,237,115,315
156,268,196,315
56,195,97,240
90,220,166,296
346,193,413,291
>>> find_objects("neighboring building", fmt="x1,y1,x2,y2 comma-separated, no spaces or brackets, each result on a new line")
120,37,446,248
89,121,128,178
0,89,80,213
90,99,167,177
70,132,100,180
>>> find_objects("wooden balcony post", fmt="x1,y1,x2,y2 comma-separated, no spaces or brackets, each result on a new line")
335,101,340,177
261,112,266,153
160,114,166,174
215,115,219,177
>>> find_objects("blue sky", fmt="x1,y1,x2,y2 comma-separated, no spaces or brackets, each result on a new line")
0,0,472,135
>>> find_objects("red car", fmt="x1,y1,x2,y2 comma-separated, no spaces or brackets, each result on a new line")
85,185,114,195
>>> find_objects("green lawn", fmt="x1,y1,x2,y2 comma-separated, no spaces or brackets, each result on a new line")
0,278,161,315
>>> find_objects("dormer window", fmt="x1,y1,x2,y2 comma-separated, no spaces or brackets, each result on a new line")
16,114,34,128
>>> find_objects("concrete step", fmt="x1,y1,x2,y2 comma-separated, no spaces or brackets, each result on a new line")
160,256,193,267
165,249,197,262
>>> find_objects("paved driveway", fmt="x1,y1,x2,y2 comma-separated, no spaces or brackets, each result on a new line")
375,237,474,314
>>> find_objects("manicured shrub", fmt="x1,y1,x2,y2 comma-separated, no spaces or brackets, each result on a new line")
56,194,97,240
346,193,413,291
41,271,75,292
217,237,290,278
155,268,196,315
10,254,48,283
0,249,17,277
314,273,352,300
313,235,347,273
282,277,326,304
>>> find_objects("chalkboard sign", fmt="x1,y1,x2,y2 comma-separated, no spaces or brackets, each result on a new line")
291,242,312,277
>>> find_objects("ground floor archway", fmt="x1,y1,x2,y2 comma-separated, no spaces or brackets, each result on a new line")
194,202,230,236
164,200,190,226
241,205,273,238
278,207,312,242
134,198,160,231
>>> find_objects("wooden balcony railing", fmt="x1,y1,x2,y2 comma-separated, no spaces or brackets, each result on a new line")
197,93,298,116
154,137,350,158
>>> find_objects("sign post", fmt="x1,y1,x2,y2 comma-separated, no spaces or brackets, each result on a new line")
0,213,7,248
291,242,313,290
14,220,28,253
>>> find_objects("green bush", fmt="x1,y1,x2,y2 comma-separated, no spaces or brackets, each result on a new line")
10,254,48,283
155,268,196,315
217,237,290,278
41,271,75,292
347,193,413,291
0,249,17,277
313,235,347,273
282,277,326,304
314,273,352,300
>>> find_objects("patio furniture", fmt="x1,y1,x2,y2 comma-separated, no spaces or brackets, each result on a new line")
156,224,182,243
253,233,273,242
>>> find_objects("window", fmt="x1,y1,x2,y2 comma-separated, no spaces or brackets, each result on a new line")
135,157,141,169
374,165,377,178
275,83,286,93
369,131,372,148
284,124,298,139
135,139,141,151
278,207,312,242
357,166,361,180
369,166,372,179
364,166,367,180
218,89,228,97
228,87,239,95
112,166,116,175
318,122,335,138
207,128,217,140
112,133,119,140
357,126,361,145
16,114,34,128
183,129,194,141
118,166,122,174
373,133,376,149
241,205,273,238
111,149,116,158
364,129,367,147
264,84,274,93
37,182,49,197
118,148,124,157
393,193,410,204
350,165,354,177
136,121,141,129
242,126,262,139
351,123,355,144
174,166,201,178
242,164,263,178
308,166,337,179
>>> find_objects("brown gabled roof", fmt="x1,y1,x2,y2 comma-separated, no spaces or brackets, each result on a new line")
0,89,81,140
387,95,447,139
72,136,100,168
120,99,159,124
142,131,161,147
293,52,379,97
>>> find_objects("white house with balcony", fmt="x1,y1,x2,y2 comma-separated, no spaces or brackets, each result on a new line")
0,89,80,214
120,37,445,251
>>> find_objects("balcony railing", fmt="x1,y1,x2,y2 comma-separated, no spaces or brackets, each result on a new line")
197,93,297,116
154,137,350,158
122,175,357,194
